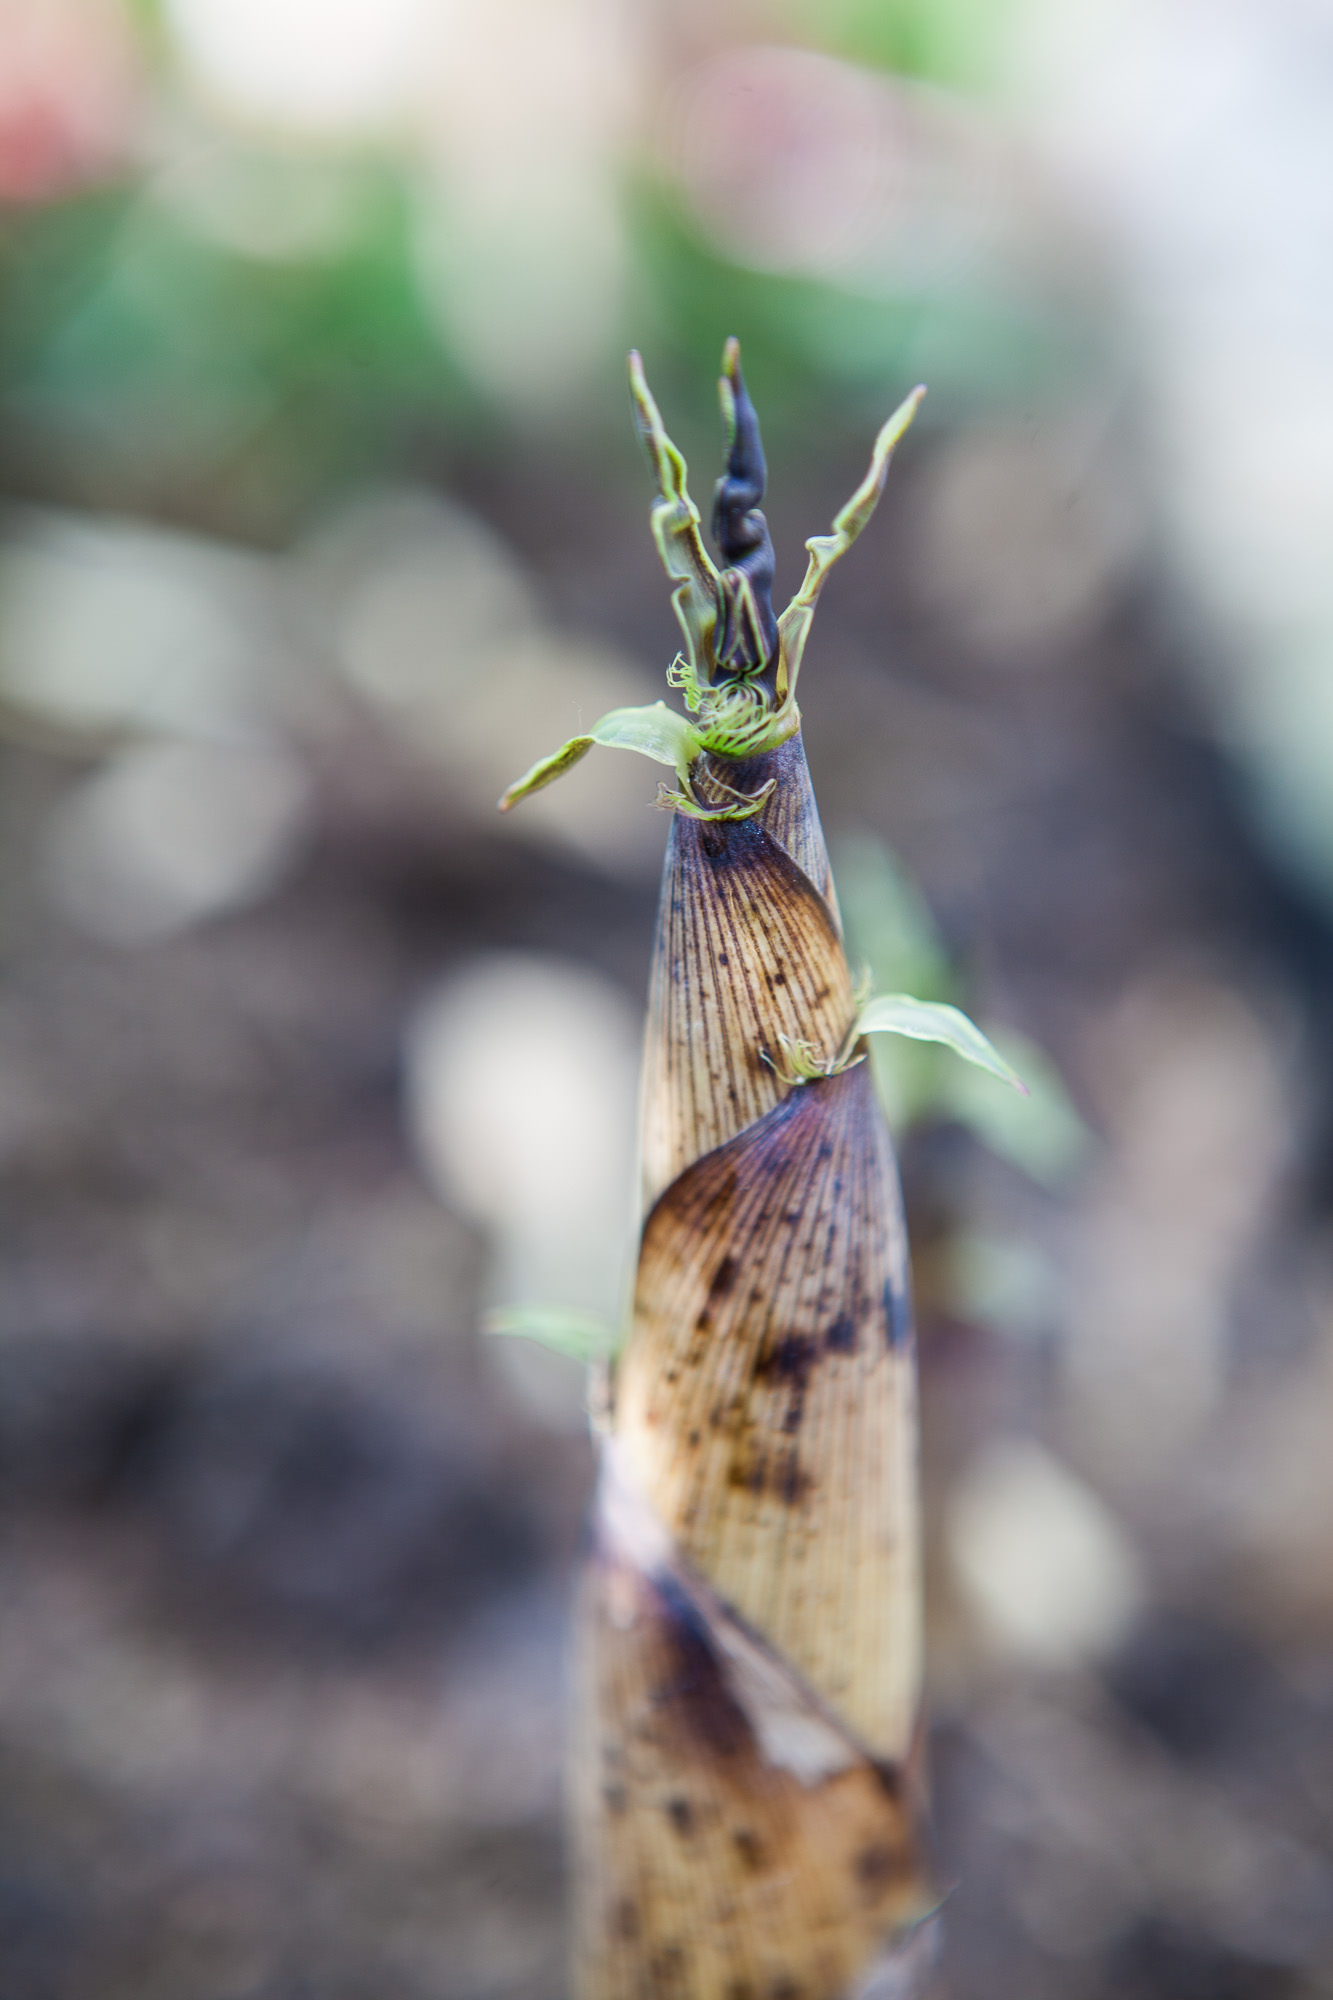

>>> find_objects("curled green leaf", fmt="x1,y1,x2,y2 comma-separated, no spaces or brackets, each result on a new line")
766,1031,866,1084
658,775,777,822
858,993,1028,1093
777,386,925,699
499,700,701,812
629,351,720,691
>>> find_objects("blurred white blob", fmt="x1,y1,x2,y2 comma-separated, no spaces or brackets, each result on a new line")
163,0,431,133
40,740,311,945
152,143,374,263
668,45,885,275
1012,0,1333,903
0,512,294,741
1063,973,1290,1490
299,488,666,878
404,954,639,1424
947,1437,1143,1668
946,1231,1060,1341
665,44,1005,293
907,413,1140,661
311,489,536,704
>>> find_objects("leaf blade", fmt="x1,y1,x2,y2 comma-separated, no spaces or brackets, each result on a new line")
499,701,699,812
858,994,1028,1093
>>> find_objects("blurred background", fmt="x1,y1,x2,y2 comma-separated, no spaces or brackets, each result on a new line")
2,1,1333,1995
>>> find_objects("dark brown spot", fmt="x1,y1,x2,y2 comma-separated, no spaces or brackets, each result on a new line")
758,1333,819,1437
726,1983,756,2000
709,1254,739,1298
869,1756,904,1800
602,1784,628,1817
697,1253,741,1331
855,1842,900,1901
727,1450,768,1494
614,1896,641,1940
666,1796,695,1837
779,1451,812,1504
883,1277,909,1351
650,1943,689,1993
732,1827,766,1872
758,1333,818,1383
687,1428,701,1448
651,1573,752,1759
769,1979,802,2000
699,818,735,863
824,1314,857,1355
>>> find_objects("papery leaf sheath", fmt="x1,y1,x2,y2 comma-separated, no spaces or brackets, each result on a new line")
639,734,848,1208
726,732,840,911
619,1061,921,1759
571,1460,931,2000
572,347,930,2000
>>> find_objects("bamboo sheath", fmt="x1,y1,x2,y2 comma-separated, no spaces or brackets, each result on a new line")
504,345,933,1998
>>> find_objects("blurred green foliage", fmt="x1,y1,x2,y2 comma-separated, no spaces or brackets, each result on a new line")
0,0,1100,537
776,0,1013,90
0,164,464,528
627,184,1086,453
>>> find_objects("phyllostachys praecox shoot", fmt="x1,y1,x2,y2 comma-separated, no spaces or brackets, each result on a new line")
500,343,1021,2000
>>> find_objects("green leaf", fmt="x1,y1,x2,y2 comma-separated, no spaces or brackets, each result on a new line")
628,350,720,688
484,1305,618,1363
499,700,699,811
858,994,1028,1092
589,700,698,767
497,734,595,809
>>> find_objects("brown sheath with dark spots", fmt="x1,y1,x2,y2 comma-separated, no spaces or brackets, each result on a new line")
571,350,931,2000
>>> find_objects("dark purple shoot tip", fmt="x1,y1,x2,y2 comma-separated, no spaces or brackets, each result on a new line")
712,338,779,685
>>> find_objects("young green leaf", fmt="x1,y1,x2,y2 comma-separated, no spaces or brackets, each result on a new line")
858,994,1028,1092
498,701,700,811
